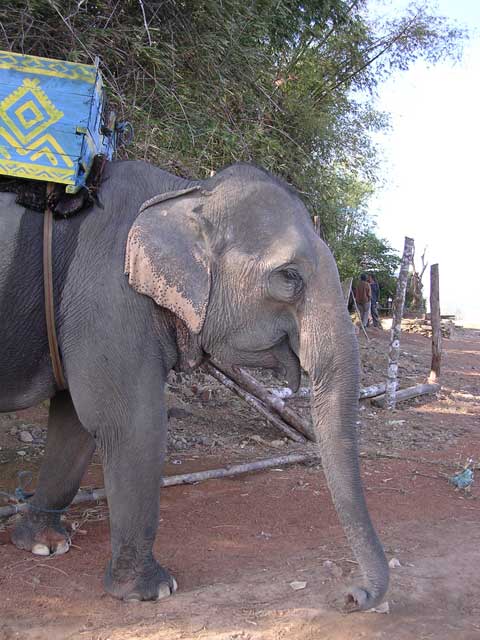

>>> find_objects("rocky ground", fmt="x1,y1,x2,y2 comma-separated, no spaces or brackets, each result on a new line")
0,323,479,639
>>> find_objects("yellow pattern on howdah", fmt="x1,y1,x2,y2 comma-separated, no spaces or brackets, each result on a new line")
0,159,75,182
0,50,119,190
0,77,74,183
0,51,96,82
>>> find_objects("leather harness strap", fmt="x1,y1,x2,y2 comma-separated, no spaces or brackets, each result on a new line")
43,183,66,390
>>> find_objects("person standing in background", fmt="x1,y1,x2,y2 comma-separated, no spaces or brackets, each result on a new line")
368,274,381,328
355,273,371,328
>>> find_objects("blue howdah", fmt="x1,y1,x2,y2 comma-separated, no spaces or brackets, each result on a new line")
0,51,126,193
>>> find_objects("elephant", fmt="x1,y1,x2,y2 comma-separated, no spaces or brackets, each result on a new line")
0,160,388,609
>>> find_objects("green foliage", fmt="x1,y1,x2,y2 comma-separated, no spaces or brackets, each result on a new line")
0,0,465,286
333,229,400,303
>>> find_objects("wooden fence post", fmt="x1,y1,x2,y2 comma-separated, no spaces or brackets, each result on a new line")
385,236,415,410
428,263,442,383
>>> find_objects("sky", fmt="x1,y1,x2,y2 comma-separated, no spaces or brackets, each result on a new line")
366,0,480,324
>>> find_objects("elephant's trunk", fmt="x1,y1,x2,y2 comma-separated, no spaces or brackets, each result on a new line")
299,266,389,611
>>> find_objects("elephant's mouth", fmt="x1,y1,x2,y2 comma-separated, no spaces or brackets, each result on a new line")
226,336,301,391
270,337,301,392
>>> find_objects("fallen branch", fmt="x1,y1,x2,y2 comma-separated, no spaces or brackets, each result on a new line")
267,386,310,399
161,452,318,486
214,363,315,441
359,449,471,470
371,383,440,408
266,383,386,401
204,362,307,443
359,383,387,399
0,452,318,520
1,446,464,521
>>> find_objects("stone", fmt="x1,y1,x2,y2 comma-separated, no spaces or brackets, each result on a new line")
19,431,33,443
289,581,307,591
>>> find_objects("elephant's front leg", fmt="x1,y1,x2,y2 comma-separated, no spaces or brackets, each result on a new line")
101,403,176,602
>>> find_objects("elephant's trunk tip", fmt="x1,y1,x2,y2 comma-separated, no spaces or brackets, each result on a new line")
343,578,389,613
340,549,389,612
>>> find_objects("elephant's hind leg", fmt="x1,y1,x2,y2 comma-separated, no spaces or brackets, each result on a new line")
11,391,95,556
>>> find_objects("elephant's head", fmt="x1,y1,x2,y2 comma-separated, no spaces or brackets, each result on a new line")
125,163,389,610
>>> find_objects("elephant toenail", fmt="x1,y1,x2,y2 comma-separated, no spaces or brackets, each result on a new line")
53,540,70,556
157,583,171,600
171,577,178,593
32,543,51,556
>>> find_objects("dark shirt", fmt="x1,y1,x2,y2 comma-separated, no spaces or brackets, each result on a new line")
370,281,379,304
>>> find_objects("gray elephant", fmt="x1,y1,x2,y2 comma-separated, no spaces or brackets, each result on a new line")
0,161,388,609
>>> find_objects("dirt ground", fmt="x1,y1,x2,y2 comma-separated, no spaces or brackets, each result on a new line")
1,324,479,640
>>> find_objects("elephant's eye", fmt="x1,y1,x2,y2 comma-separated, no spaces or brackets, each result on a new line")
268,266,304,302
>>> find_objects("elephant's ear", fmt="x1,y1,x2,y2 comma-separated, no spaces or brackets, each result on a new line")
125,186,211,334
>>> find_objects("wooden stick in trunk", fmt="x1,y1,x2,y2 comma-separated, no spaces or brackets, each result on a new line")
371,382,440,408
214,363,315,441
0,453,318,520
203,362,307,443
428,263,442,383
385,236,415,410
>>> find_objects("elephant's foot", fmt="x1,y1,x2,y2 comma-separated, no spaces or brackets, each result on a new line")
104,556,178,602
10,511,70,556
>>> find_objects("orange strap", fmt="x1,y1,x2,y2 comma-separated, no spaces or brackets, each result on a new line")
43,184,66,390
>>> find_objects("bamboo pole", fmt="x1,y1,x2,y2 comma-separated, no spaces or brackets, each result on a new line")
0,453,319,520
385,237,415,410
214,363,315,441
203,362,307,443
428,264,442,383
